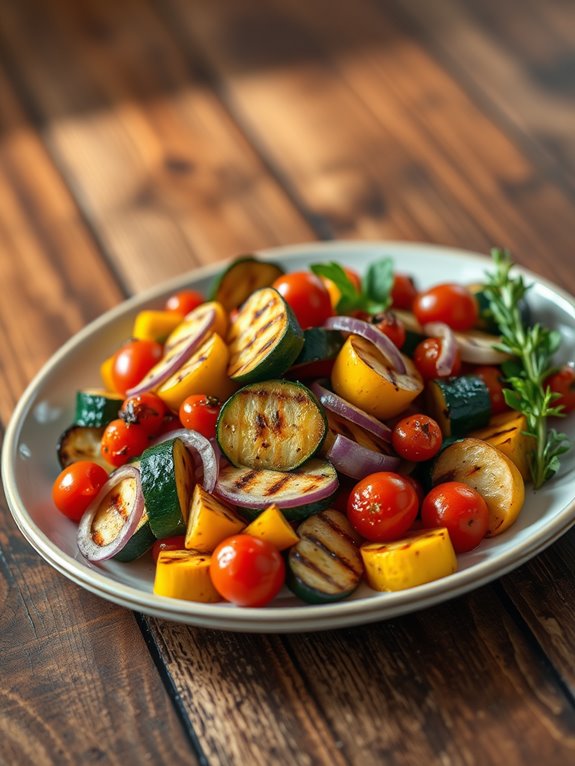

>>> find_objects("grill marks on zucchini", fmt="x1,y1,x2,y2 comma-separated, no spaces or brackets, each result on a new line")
209,256,284,312
217,380,326,470
227,288,304,383
288,510,364,603
57,424,109,469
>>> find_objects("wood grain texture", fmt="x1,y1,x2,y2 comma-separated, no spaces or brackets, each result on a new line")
0,0,314,294
0,62,195,765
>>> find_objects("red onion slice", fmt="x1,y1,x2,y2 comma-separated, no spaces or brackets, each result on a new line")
326,434,400,480
152,428,219,492
215,459,338,510
126,306,216,396
324,316,406,374
422,322,457,376
310,381,391,443
454,330,512,365
77,464,144,562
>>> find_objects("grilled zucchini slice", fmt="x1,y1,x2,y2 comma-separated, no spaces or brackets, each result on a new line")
216,380,327,470
75,389,123,428
426,375,491,438
113,510,155,562
209,255,284,312
227,287,304,384
287,510,364,604
288,328,344,378
140,437,196,538
57,424,109,469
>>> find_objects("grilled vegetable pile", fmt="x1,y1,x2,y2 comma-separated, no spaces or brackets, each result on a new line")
50,250,574,607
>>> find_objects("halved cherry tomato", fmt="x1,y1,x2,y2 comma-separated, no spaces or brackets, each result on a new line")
151,535,187,563
473,366,508,415
111,339,163,396
421,482,489,553
413,338,462,381
272,272,333,329
165,289,205,315
101,419,149,467
392,414,443,462
52,461,109,522
120,392,168,435
391,273,417,310
210,535,286,607
347,472,419,542
546,364,575,414
179,394,221,438
413,283,478,331
372,312,406,349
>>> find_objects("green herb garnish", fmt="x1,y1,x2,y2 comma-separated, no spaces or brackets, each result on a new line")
484,248,571,488
310,258,394,315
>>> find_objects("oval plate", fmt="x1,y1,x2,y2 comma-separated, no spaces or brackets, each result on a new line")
3,242,575,632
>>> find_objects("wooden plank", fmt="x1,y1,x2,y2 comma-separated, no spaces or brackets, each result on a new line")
395,0,575,187
0,0,314,295
159,0,575,289
0,65,196,764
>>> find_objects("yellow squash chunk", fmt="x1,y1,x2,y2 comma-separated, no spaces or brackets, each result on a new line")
132,310,182,343
471,411,535,481
154,550,221,602
361,528,457,592
331,335,423,420
431,437,525,536
185,485,245,552
100,354,120,394
157,333,236,410
244,504,299,550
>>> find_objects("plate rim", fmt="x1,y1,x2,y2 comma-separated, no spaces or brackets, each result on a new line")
3,240,575,632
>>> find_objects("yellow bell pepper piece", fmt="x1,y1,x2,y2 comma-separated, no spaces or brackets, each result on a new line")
153,550,221,602
202,301,229,340
157,333,236,410
100,354,120,394
185,485,246,552
331,335,423,420
132,310,182,344
361,528,457,591
471,411,535,481
244,504,299,550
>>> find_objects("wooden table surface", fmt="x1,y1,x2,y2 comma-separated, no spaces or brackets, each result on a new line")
2,1,575,763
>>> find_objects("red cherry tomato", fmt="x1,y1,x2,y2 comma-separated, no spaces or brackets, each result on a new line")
120,392,168,435
272,272,333,329
111,339,163,396
392,414,443,462
165,289,205,315
179,394,221,438
210,535,286,607
151,535,187,563
347,472,419,542
101,419,149,467
391,273,418,310
413,338,462,381
546,364,575,414
413,283,478,331
421,482,489,553
372,312,406,349
473,366,508,415
52,461,109,523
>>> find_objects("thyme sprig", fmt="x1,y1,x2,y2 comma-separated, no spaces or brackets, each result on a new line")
483,248,571,488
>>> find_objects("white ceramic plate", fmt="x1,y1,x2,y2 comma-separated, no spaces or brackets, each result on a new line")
3,242,575,633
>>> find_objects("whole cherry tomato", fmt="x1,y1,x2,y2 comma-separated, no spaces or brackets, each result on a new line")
210,535,286,607
372,312,406,349
101,419,149,467
179,394,221,438
413,338,462,381
111,339,163,396
421,482,489,553
151,535,187,563
347,472,419,542
546,364,575,414
52,461,109,522
120,392,168,435
392,414,443,462
165,289,205,315
272,272,333,329
473,366,508,415
413,283,478,332
391,273,418,310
